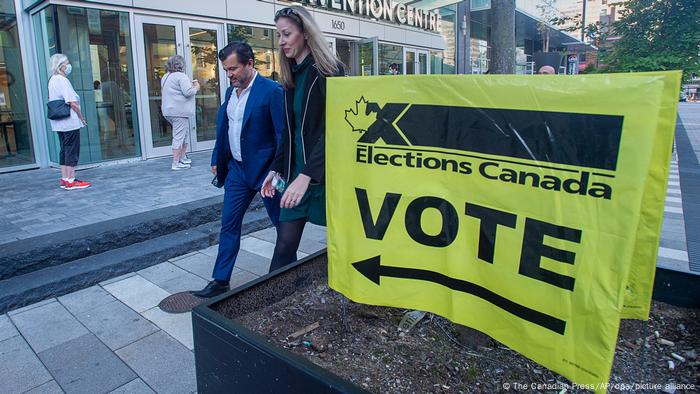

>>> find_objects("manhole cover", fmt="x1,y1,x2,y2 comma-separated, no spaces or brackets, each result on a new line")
159,292,206,313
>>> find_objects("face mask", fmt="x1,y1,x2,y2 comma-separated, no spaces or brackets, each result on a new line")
64,64,72,75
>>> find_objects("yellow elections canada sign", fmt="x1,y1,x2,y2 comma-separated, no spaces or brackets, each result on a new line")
326,72,681,389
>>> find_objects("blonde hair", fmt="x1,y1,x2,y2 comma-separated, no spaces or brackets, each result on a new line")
48,53,68,77
275,6,340,89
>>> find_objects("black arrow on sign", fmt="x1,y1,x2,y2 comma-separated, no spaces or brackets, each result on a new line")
352,256,566,335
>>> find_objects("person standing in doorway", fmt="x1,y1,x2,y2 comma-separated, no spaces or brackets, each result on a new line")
261,6,344,272
389,63,400,75
48,54,90,190
191,41,286,298
161,55,200,170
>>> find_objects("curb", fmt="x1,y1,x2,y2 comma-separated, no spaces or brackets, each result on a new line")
0,207,272,314
0,196,263,280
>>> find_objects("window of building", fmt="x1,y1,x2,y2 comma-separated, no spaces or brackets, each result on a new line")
34,5,140,164
431,51,444,74
0,2,35,170
379,43,403,75
335,38,356,76
227,24,278,80
436,5,457,74
470,38,489,73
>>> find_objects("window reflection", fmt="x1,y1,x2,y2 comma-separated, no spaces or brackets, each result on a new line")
379,44,403,75
0,7,34,169
143,23,175,149
190,27,219,142
227,25,278,80
34,6,139,163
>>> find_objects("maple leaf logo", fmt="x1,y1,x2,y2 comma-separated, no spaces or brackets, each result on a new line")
345,97,378,133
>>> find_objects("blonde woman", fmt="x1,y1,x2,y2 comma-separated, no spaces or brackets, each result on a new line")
261,6,344,272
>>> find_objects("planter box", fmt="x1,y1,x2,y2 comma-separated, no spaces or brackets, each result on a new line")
192,250,367,393
652,267,700,308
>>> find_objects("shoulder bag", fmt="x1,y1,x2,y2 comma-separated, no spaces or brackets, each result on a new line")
46,99,71,120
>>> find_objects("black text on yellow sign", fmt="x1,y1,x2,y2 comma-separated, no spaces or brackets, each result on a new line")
326,72,681,390
353,186,583,334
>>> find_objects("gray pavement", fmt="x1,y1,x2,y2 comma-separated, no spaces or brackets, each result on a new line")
657,102,700,275
0,151,223,245
0,226,327,394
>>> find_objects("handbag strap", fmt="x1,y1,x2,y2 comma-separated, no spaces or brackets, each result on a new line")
161,73,172,90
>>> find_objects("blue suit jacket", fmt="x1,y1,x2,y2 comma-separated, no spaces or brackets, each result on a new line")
211,75,286,189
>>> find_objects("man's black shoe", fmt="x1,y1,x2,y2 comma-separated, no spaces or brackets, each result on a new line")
191,280,230,298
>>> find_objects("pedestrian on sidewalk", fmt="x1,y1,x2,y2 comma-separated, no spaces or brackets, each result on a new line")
161,55,200,170
191,41,286,298
261,6,344,273
47,54,90,190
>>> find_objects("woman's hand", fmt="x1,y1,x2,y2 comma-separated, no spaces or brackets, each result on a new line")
280,174,311,209
261,171,276,198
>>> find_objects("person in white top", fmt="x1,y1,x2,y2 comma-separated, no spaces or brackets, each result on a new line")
161,55,200,170
47,53,90,190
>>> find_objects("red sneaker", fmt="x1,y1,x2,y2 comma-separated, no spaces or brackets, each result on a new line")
64,179,91,190
59,179,67,189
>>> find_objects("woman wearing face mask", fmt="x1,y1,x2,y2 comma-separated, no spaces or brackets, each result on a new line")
261,6,344,272
47,53,90,190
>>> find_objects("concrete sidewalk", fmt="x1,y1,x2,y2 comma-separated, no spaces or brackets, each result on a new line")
0,151,222,245
0,225,326,394
657,102,700,275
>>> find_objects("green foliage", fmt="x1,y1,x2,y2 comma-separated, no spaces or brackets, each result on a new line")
227,25,274,72
601,0,700,81
580,63,599,74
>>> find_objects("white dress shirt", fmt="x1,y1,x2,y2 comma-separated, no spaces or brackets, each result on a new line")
227,71,258,161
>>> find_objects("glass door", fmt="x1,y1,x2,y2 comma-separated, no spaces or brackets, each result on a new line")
135,16,180,158
325,36,336,53
404,48,416,74
404,48,431,75
134,16,224,158
184,21,225,151
418,51,429,74
335,38,357,76
356,37,378,76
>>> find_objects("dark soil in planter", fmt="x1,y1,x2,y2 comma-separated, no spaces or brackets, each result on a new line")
213,255,699,393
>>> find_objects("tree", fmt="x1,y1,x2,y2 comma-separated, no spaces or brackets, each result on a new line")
536,0,559,52
601,0,700,82
491,0,516,73
550,14,600,44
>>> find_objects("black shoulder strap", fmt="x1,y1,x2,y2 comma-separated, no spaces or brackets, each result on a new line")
317,74,326,99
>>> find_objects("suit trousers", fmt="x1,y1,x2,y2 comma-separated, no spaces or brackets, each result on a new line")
212,159,280,282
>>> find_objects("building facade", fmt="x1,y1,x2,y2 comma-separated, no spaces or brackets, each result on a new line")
0,0,578,172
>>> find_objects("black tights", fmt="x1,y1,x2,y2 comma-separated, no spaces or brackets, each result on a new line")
268,219,307,272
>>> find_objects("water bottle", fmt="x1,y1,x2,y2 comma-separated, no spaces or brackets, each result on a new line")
272,173,287,192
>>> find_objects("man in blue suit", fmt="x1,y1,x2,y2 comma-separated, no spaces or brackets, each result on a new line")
192,41,285,298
